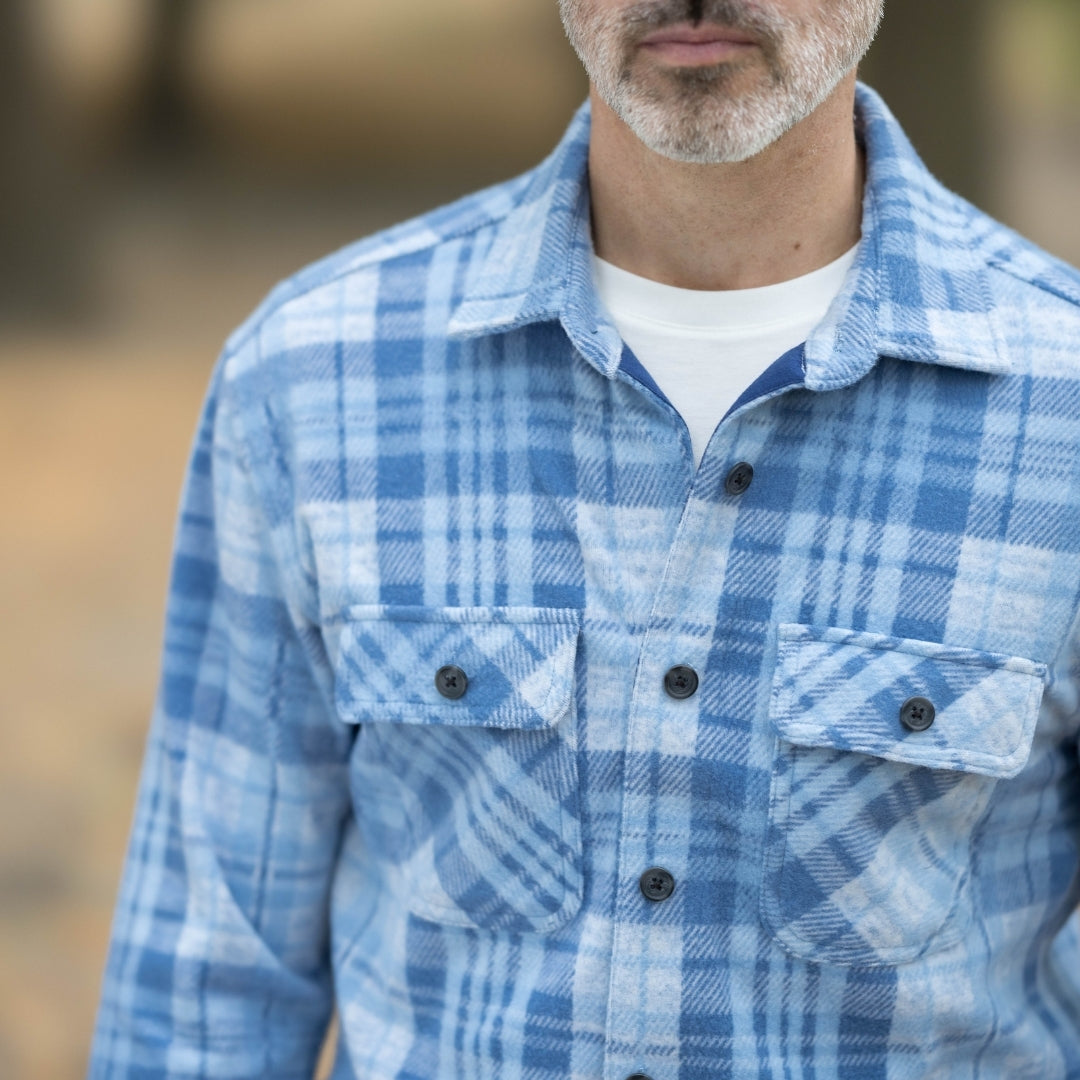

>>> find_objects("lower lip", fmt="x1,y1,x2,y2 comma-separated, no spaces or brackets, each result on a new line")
640,39,756,65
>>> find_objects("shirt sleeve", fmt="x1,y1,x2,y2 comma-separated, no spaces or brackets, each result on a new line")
88,351,355,1080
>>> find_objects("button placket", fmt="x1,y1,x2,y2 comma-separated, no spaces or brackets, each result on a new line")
604,422,760,1079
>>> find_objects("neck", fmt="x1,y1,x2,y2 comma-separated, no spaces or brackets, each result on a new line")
587,73,864,291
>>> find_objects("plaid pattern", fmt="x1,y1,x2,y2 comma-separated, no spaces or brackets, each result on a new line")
770,625,1047,775
91,85,1080,1080
764,626,1049,966
336,605,583,932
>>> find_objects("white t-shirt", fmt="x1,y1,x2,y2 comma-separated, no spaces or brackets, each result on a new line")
592,245,859,467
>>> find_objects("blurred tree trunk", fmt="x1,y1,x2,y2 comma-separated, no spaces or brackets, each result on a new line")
140,0,200,150
859,0,989,208
0,0,83,323
0,0,36,296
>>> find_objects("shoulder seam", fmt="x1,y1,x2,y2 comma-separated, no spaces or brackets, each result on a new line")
986,254,1080,310
223,184,526,358
921,183,1080,311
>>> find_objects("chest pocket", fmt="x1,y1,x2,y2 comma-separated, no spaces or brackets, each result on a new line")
334,605,583,934
761,624,1047,967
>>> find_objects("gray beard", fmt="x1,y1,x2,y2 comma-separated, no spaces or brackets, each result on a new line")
560,0,883,164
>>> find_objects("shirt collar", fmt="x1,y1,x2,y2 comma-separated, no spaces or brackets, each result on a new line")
447,84,1012,386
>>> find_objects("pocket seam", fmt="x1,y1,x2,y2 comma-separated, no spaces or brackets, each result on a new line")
335,611,580,729
338,606,584,934
760,737,980,967
776,623,1048,677
771,627,1047,779
403,704,583,933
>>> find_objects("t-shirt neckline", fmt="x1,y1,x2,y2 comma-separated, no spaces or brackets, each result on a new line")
591,244,860,332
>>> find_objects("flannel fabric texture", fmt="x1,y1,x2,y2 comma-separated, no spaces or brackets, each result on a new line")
90,85,1080,1079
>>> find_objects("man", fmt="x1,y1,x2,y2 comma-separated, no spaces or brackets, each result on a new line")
90,1,1080,1077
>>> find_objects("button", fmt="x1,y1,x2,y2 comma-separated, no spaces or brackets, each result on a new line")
626,1075,654,1080
900,696,935,732
640,867,675,902
435,665,468,700
663,665,698,699
724,461,754,495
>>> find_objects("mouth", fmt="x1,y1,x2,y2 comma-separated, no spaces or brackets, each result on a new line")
638,23,759,66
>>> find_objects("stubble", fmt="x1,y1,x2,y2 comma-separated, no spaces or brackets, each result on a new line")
559,0,884,163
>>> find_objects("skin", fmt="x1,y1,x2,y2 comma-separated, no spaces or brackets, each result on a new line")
583,2,866,291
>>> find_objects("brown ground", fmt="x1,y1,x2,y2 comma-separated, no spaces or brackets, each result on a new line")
0,338,213,1080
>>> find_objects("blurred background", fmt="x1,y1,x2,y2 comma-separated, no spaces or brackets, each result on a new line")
1,1,1078,1077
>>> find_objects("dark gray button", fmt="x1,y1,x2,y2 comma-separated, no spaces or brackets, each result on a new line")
640,867,675,902
664,665,698,700
900,696,935,732
435,665,468,700
626,1075,654,1080
724,461,754,496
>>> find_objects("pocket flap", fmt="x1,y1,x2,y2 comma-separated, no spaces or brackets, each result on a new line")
334,605,581,729
771,625,1047,778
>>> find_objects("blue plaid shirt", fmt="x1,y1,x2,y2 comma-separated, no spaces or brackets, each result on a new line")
91,85,1080,1079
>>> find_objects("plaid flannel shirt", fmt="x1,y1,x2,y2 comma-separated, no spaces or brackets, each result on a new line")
91,85,1080,1079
